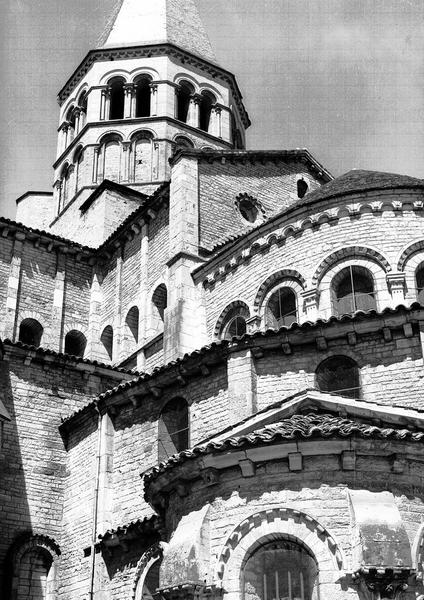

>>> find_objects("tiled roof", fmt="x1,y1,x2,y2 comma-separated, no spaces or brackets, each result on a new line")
98,514,162,542
0,217,94,251
144,412,424,486
4,339,138,375
96,302,421,402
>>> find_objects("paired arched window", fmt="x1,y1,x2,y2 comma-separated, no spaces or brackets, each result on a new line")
64,330,87,357
315,355,360,399
242,539,318,600
264,287,297,329
416,266,424,304
332,265,376,316
109,77,125,120
176,81,194,123
101,325,114,361
199,91,216,132
135,76,152,118
158,397,189,462
151,284,167,335
19,318,43,347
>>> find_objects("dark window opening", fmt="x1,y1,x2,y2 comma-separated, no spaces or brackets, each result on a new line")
176,82,193,123
242,539,318,600
109,78,125,120
416,267,424,304
101,325,114,361
158,397,189,462
199,91,215,132
19,318,43,347
126,306,139,344
238,198,259,223
297,178,308,199
333,265,376,315
265,287,297,329
223,316,247,340
316,355,361,399
64,330,87,357
135,78,151,117
152,284,167,322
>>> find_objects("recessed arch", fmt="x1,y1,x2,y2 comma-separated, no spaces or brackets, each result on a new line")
312,246,391,287
217,508,345,600
176,80,195,123
4,533,61,600
397,239,424,272
130,128,155,142
199,90,216,132
97,131,124,145
64,330,87,357
158,397,189,462
18,318,44,347
133,543,166,600
215,300,250,340
173,135,195,149
254,269,306,312
100,325,114,361
134,74,152,118
108,76,125,120
316,355,361,399
174,73,199,92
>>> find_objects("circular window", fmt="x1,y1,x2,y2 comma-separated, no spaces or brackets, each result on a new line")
238,198,259,223
242,539,318,600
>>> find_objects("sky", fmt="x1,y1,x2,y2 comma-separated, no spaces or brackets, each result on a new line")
0,0,423,220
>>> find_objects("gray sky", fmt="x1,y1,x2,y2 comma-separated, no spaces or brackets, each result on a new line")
1,0,423,220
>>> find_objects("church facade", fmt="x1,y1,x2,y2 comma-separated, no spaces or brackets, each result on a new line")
1,2,424,600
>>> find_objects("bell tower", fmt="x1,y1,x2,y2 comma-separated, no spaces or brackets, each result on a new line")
50,0,250,223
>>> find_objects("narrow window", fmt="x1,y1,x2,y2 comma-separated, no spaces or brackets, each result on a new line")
218,303,250,341
416,266,424,304
124,306,139,355
135,77,151,117
242,539,319,600
101,325,114,361
265,287,297,329
16,547,53,600
19,318,43,347
109,78,125,120
199,91,215,132
316,355,360,399
333,265,376,315
64,330,87,357
176,82,193,123
158,397,189,462
152,284,167,334
297,178,308,198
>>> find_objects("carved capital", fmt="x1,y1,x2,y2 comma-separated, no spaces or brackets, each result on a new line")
123,83,135,94
149,83,158,93
353,567,414,600
122,141,132,151
191,93,203,105
386,272,406,293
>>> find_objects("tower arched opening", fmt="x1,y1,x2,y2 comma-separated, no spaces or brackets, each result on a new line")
64,330,87,357
176,81,194,123
19,318,44,347
108,77,125,120
199,91,216,132
135,76,152,118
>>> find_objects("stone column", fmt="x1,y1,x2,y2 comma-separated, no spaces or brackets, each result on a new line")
124,83,135,119
87,263,102,360
62,123,70,153
301,289,320,322
211,105,222,137
100,88,110,121
96,410,114,533
92,145,100,183
138,221,149,371
386,273,407,306
227,349,257,420
150,83,158,116
50,250,66,351
189,94,201,128
1,233,25,340
121,142,132,182
113,248,124,363
74,107,81,136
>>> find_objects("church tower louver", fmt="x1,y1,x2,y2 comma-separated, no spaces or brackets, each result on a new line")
3,2,424,600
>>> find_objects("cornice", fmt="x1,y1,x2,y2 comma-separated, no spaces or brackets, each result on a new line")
57,43,251,128
194,191,424,288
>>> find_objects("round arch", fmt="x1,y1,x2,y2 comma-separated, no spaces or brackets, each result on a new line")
133,542,167,600
100,70,130,85
129,66,160,82
97,131,124,145
253,271,306,327
214,300,250,340
130,128,156,142
312,246,391,287
173,73,200,93
217,508,345,600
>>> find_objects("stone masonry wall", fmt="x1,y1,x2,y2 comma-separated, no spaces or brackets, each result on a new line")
198,160,322,252
0,347,124,594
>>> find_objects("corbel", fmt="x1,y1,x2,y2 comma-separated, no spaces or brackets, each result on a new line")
347,332,357,346
281,341,292,355
201,468,219,486
148,384,162,398
200,363,210,376
46,242,54,252
316,336,327,351
239,459,255,477
341,450,356,470
288,452,302,471
2,227,9,238
382,327,392,342
403,323,414,338
147,208,156,220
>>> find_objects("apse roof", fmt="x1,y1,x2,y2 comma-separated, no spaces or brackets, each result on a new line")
98,0,217,64
144,410,424,487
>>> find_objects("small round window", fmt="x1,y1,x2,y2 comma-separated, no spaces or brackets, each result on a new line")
238,198,259,223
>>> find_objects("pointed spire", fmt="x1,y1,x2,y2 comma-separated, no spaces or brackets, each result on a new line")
98,0,217,63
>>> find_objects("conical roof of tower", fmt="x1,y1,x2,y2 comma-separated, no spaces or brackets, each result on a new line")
98,0,217,63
